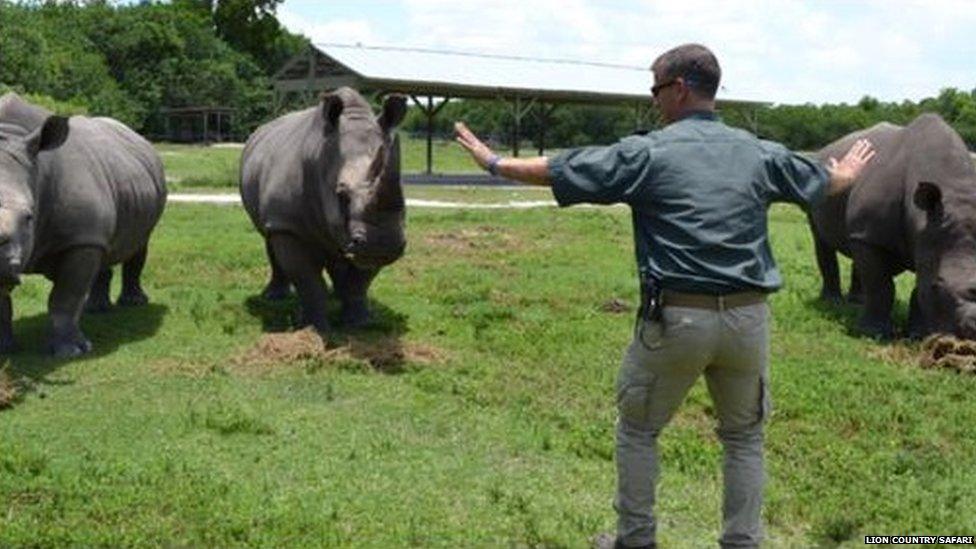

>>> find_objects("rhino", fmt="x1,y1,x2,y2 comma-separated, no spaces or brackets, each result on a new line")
240,87,407,332
0,93,166,357
810,113,976,340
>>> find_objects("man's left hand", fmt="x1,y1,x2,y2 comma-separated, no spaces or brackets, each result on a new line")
827,138,876,194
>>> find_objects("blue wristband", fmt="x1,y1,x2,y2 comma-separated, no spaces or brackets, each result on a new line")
486,154,501,176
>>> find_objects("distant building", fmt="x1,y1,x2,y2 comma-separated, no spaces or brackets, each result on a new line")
160,106,235,143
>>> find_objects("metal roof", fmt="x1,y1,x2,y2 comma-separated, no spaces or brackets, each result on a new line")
274,43,767,107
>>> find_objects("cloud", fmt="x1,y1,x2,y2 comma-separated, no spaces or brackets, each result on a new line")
277,8,381,46
277,0,975,105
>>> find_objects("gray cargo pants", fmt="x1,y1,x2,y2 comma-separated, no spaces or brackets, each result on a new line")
615,302,770,548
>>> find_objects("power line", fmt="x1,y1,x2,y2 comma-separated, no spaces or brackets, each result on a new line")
316,42,650,72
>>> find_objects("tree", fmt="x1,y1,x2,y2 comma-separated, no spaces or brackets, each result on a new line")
176,0,304,74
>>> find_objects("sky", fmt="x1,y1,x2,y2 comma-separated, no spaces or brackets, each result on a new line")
275,0,976,106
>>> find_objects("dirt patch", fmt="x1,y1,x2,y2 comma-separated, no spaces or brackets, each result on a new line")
919,335,976,373
0,368,17,408
233,327,445,373
240,327,326,364
423,226,522,254
600,298,631,314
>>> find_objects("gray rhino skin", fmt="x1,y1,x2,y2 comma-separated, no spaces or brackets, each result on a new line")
0,93,166,356
810,113,976,339
240,87,407,332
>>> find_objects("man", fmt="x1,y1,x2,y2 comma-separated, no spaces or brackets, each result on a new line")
455,44,874,549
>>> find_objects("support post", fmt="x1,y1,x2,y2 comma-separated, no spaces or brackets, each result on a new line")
426,96,433,174
510,97,536,157
409,95,452,175
537,103,559,156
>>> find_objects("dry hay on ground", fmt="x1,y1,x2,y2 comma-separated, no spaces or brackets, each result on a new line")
234,327,445,373
919,335,976,373
600,298,631,314
0,368,17,408
423,226,521,253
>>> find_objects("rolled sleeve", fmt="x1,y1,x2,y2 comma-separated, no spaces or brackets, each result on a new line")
549,137,653,206
762,142,829,209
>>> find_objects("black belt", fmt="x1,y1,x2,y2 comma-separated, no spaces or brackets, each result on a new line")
661,290,766,311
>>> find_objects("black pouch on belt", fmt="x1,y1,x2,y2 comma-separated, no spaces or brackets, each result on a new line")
639,276,663,323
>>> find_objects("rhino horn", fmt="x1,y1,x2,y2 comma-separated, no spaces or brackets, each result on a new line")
377,95,407,131
374,134,404,211
25,115,69,157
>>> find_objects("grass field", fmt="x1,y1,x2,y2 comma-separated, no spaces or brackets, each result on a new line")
1,190,975,547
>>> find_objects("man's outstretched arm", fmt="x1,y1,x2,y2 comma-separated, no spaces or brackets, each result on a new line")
454,121,551,186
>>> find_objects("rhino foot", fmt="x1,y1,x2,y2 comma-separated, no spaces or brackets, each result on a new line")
341,303,371,329
49,336,93,358
857,319,895,341
819,290,844,306
117,290,149,307
296,309,331,334
84,296,113,314
262,283,293,301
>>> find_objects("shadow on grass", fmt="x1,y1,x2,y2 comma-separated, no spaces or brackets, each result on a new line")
243,292,411,374
809,297,861,337
2,303,168,406
808,295,911,340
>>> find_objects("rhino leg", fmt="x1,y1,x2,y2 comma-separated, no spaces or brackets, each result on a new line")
851,242,896,340
907,287,927,340
268,233,329,333
117,246,149,307
261,240,292,301
847,265,864,304
0,292,18,353
813,228,843,304
85,267,113,313
48,246,103,357
326,257,377,329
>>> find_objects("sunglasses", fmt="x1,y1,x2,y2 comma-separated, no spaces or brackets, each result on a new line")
651,79,679,98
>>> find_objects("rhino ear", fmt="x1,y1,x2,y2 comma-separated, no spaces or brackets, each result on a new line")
25,115,69,157
378,94,407,131
913,181,942,213
320,92,344,129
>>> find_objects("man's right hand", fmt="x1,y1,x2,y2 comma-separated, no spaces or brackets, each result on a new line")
454,121,497,171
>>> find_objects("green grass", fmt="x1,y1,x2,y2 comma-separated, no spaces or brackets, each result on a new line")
156,142,243,189
1,195,974,547
405,184,554,203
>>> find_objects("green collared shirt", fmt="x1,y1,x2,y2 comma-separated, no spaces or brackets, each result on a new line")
548,111,829,294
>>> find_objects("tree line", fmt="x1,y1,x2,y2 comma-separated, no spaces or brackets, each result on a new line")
0,0,306,137
2,1,974,151
399,90,976,152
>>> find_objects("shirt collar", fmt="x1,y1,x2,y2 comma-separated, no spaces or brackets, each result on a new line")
678,110,719,122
